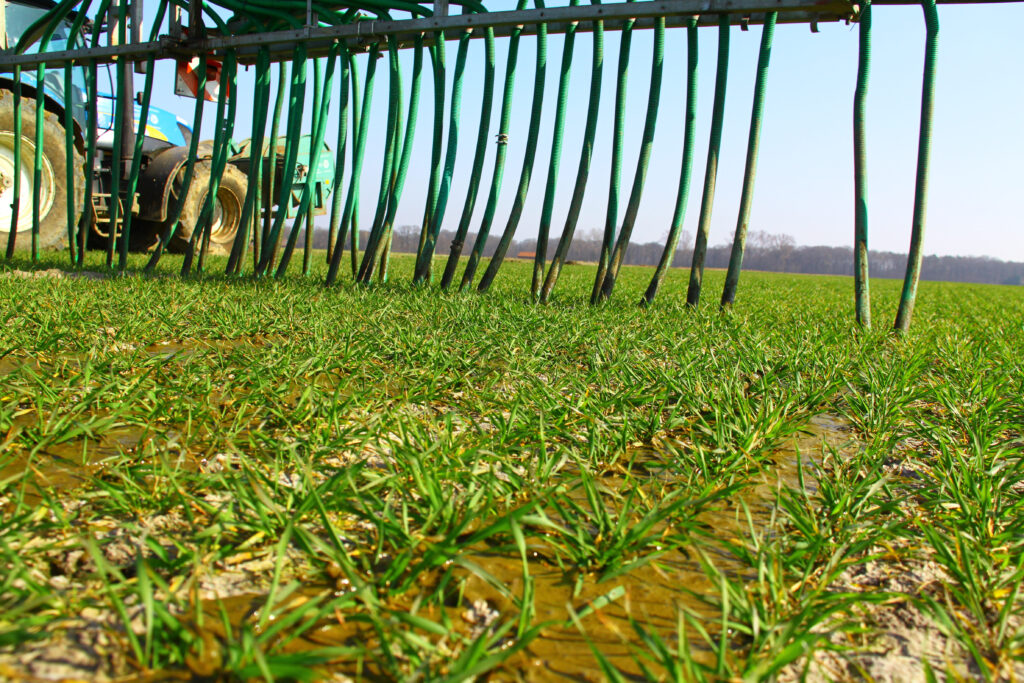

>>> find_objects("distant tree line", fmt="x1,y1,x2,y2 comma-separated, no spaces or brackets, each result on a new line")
306,227,1024,286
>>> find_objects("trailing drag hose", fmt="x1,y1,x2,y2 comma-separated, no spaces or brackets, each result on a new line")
895,0,939,334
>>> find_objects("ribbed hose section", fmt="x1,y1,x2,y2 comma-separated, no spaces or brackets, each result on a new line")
326,53,352,265
531,2,578,300
413,36,446,283
643,18,698,306
592,16,634,304
895,0,938,334
327,44,379,286
686,15,730,308
853,2,871,327
599,16,665,302
477,6,548,294
459,4,527,293
540,15,603,304
439,27,496,290
720,11,776,309
415,29,470,285
358,40,404,282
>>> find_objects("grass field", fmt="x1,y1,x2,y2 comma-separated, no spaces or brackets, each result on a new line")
1,253,1022,681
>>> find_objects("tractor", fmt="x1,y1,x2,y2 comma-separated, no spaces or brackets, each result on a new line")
0,0,334,257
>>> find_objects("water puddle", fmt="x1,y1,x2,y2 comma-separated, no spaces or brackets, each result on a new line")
140,413,859,680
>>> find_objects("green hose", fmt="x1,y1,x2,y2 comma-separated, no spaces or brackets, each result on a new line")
540,13,603,304
81,62,98,265
326,50,352,266
413,36,447,283
63,64,77,265
364,35,424,283
185,50,238,276
686,15,730,308
261,61,288,269
357,40,403,282
895,0,938,334
145,54,207,273
227,46,273,275
720,11,777,310
105,0,130,268
277,45,341,278
439,27,495,290
459,0,527,292
643,18,697,306
598,15,665,302
591,13,634,304
477,2,548,294
415,29,470,285
531,2,578,299
256,45,309,276
119,0,170,271
304,57,326,276
350,52,363,278
854,2,872,328
5,69,21,259
326,44,379,286
32,66,45,261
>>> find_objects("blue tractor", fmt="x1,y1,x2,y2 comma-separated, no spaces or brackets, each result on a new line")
0,0,333,256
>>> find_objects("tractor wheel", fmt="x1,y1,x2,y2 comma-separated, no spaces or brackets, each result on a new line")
168,162,246,257
0,89,85,251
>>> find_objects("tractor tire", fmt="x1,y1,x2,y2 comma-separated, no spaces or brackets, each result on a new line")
0,89,85,252
168,161,246,257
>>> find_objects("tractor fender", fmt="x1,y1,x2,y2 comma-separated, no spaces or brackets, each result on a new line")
135,142,218,223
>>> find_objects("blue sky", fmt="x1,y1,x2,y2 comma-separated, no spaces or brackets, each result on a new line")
146,0,1024,261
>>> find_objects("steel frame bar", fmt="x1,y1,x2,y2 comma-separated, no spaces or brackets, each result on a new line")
0,0,857,69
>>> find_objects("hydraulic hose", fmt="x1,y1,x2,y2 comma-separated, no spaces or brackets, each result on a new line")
439,27,496,290
686,15,730,308
721,11,777,310
540,12,603,304
643,17,698,306
895,0,938,334
854,1,872,327
599,15,666,302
